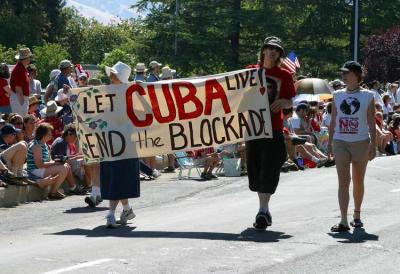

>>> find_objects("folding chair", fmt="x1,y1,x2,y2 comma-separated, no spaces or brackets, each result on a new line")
174,151,202,180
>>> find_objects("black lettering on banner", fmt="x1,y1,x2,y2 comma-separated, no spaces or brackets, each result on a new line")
84,133,99,158
95,95,104,113
249,109,264,136
212,117,225,144
238,112,252,138
249,69,257,86
109,131,126,157
259,108,270,136
105,94,116,112
238,71,249,88
169,123,188,150
188,122,202,147
258,68,264,88
234,73,240,90
83,97,95,114
200,119,213,146
225,76,235,91
222,115,239,141
95,132,110,157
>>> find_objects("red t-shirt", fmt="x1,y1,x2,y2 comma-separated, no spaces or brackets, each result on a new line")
10,62,30,96
0,78,10,106
264,67,296,131
44,116,63,145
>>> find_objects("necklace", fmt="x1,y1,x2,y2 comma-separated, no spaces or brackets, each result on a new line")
346,87,360,94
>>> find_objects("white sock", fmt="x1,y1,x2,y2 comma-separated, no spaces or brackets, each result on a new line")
311,156,320,163
91,186,100,197
122,203,131,211
70,185,77,191
108,209,115,216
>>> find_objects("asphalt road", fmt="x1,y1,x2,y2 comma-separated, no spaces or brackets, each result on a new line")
1,156,399,274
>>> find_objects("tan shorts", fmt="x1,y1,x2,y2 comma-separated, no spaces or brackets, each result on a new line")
333,139,370,163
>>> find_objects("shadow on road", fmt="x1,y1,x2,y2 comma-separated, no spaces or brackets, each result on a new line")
63,206,109,214
50,226,292,243
327,228,379,243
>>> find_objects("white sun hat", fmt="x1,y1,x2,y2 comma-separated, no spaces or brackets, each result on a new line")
105,61,131,84
160,66,176,80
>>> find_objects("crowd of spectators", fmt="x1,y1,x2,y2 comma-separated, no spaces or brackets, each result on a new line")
1,47,399,204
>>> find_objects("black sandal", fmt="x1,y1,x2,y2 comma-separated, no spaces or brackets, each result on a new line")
331,223,350,232
350,219,364,228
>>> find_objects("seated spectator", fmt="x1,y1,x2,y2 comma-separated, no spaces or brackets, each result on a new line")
375,111,394,155
189,147,220,180
217,143,247,173
0,123,28,177
322,102,332,129
28,96,42,121
162,154,176,173
382,94,393,120
55,89,73,126
0,63,12,114
290,103,317,144
8,113,25,142
40,101,63,143
44,69,61,103
50,125,91,189
77,73,89,87
283,108,333,169
23,114,36,143
26,123,86,199
388,114,400,153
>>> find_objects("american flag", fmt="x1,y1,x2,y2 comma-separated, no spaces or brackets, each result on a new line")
282,50,300,73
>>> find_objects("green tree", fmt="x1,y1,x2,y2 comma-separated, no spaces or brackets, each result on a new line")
32,43,69,84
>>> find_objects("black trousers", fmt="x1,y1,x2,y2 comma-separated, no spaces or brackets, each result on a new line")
246,131,287,194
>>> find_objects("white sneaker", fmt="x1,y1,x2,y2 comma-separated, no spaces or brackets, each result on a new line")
152,169,161,178
119,208,136,225
106,214,117,228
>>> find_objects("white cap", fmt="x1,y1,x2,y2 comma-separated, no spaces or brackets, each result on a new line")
135,63,147,73
149,61,162,69
54,89,68,102
105,61,131,84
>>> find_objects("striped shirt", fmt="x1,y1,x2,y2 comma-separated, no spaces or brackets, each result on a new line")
27,140,50,171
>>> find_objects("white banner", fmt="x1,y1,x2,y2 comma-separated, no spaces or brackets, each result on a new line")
71,68,272,162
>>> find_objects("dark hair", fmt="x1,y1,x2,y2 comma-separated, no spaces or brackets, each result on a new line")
393,104,400,112
296,103,309,112
0,63,10,79
282,107,293,115
9,114,23,125
326,102,332,114
382,94,391,104
27,64,37,73
62,124,77,137
389,115,400,129
34,123,53,141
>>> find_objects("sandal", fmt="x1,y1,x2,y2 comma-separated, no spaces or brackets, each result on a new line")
350,219,364,228
330,223,350,232
48,191,66,200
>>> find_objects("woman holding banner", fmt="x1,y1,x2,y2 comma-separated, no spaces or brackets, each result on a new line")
101,61,140,228
246,37,296,230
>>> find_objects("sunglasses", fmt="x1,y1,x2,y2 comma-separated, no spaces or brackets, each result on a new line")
265,45,281,51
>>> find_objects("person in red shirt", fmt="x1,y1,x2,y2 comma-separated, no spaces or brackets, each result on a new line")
246,36,296,230
10,48,32,116
0,63,12,114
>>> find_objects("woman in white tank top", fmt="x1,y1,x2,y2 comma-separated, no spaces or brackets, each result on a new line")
328,61,376,232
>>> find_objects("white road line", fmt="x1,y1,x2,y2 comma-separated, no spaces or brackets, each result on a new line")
390,189,400,193
41,258,114,274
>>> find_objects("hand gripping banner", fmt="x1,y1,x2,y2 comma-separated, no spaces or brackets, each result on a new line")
71,68,272,163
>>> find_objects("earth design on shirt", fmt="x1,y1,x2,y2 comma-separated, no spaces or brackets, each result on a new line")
340,97,360,115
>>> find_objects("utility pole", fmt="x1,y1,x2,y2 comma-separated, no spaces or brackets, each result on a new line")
174,0,180,56
352,0,360,62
